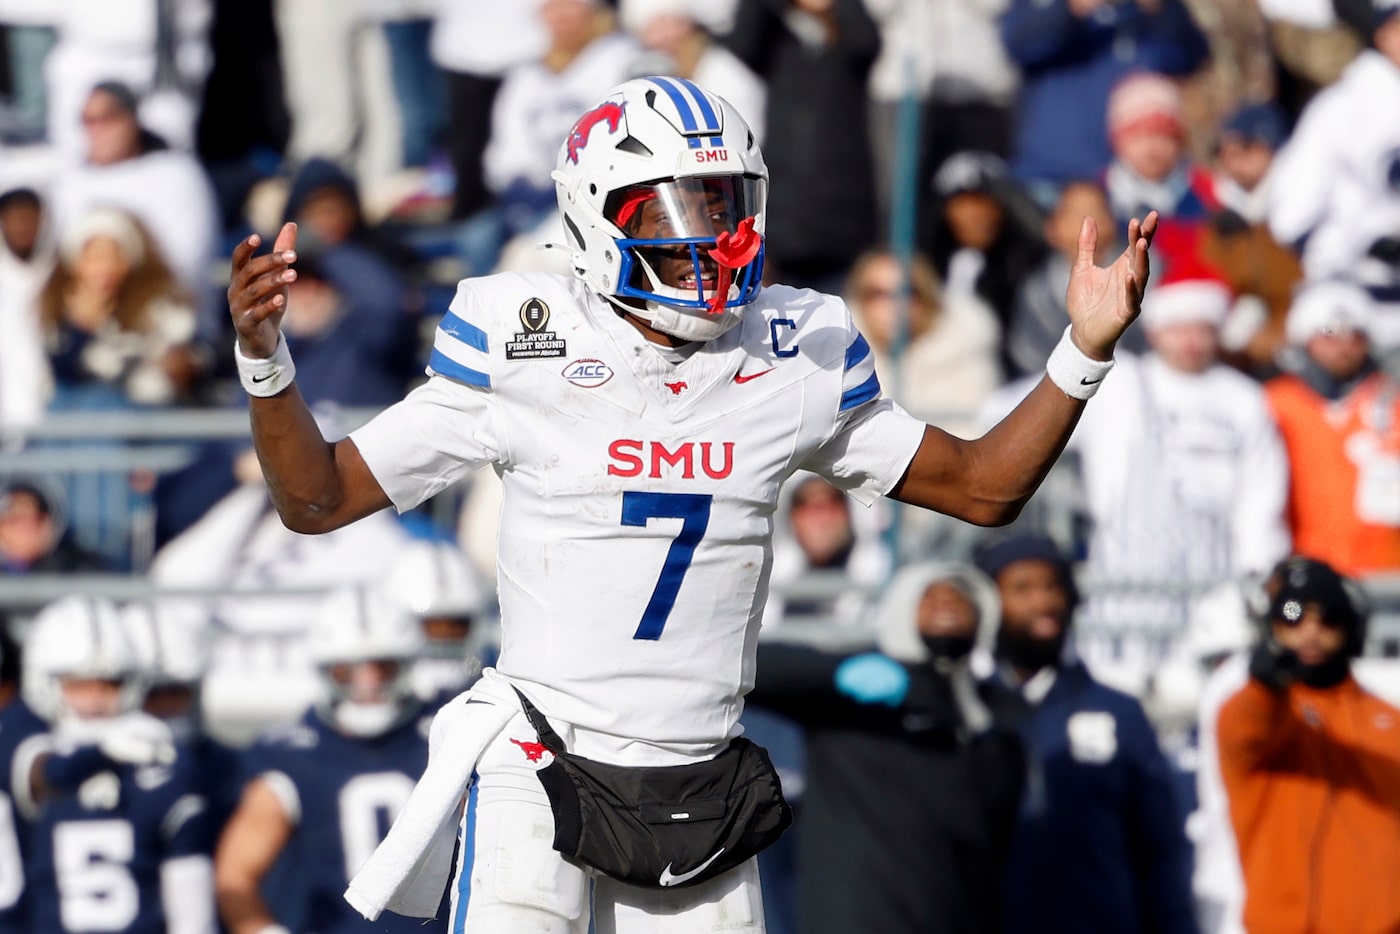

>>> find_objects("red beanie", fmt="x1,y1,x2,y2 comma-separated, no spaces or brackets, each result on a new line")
1108,72,1186,143
1141,250,1233,330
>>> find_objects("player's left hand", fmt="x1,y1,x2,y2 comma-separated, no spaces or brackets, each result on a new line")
1065,211,1158,361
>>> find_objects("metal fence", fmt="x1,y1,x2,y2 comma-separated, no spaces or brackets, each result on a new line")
4,409,1399,655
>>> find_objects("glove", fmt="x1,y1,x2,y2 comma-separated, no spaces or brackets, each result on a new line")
835,654,909,707
1248,634,1299,692
98,712,177,767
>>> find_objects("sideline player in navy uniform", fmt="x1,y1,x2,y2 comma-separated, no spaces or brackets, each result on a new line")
215,586,449,934
123,601,244,843
17,596,214,934
226,74,1158,932
0,641,47,933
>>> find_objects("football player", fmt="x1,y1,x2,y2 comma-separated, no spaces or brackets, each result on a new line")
122,601,243,840
214,586,445,934
382,538,495,700
0,633,47,934
16,596,214,934
227,76,1157,932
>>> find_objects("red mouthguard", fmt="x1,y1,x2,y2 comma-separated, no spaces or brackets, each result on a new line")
705,217,760,314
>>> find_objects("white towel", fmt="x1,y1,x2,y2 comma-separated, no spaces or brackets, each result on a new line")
344,680,517,920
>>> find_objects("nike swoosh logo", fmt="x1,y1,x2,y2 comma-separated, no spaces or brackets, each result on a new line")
1079,376,1103,386
658,847,725,887
250,373,274,383
733,369,773,384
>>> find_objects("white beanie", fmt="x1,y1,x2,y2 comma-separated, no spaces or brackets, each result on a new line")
60,208,145,267
1140,277,1232,330
1285,280,1372,344
619,0,735,34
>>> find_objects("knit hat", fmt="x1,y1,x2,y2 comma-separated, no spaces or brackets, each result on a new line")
1267,556,1362,632
1140,254,1233,330
1218,102,1288,151
620,0,734,32
1285,280,1372,344
59,208,145,266
620,0,693,31
283,157,362,227
1107,72,1185,143
972,534,1079,609
932,151,1007,199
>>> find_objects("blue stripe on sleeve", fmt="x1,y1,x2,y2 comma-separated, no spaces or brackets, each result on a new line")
429,349,491,388
439,311,489,353
844,333,872,371
839,371,881,412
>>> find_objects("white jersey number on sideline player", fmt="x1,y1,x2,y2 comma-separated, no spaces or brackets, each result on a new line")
54,820,139,931
0,795,24,910
338,773,416,881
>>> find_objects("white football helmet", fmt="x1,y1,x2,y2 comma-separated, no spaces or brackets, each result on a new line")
122,602,211,687
382,539,489,622
22,596,144,726
307,585,425,737
383,539,493,696
552,76,768,342
122,602,211,742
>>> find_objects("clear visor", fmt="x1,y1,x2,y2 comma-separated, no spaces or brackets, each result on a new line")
606,175,764,241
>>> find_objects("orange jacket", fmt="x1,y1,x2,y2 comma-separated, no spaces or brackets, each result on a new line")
1264,373,1400,576
1218,675,1400,934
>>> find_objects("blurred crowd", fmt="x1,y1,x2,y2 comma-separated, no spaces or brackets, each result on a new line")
1,0,1400,932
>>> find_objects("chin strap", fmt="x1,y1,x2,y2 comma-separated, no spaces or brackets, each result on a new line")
705,217,761,314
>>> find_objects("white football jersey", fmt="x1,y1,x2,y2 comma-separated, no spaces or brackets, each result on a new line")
351,272,926,765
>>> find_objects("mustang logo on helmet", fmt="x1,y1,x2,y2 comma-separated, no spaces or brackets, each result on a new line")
566,101,626,165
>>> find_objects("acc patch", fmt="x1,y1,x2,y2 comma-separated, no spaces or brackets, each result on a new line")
506,298,566,360
562,358,614,388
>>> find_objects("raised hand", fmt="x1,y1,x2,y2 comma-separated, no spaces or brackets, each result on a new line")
1065,211,1158,361
228,222,298,359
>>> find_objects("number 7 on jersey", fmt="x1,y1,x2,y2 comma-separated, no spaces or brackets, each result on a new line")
621,491,713,640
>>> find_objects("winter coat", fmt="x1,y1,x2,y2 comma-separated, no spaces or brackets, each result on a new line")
1218,674,1400,934
997,661,1197,934
1000,0,1209,185
723,0,881,273
749,562,1024,934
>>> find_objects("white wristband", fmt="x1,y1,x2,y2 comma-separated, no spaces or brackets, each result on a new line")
1046,326,1114,400
235,332,296,398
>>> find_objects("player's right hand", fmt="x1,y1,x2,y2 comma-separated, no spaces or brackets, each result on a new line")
228,221,298,359
98,712,177,767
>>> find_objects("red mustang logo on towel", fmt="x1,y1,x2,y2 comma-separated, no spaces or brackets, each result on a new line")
565,101,625,164
510,738,550,762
